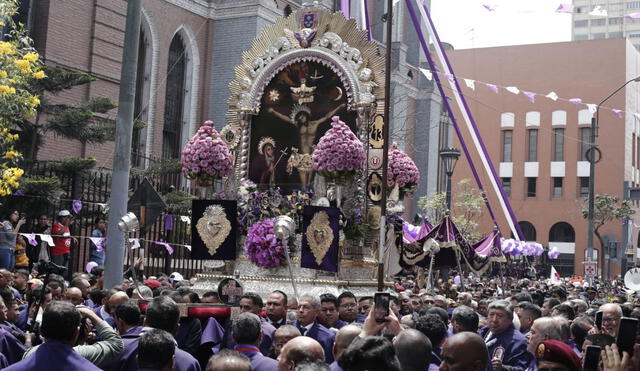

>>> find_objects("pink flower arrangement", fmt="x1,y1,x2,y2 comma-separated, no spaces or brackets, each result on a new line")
312,116,365,180
181,121,233,183
387,144,420,194
245,218,286,268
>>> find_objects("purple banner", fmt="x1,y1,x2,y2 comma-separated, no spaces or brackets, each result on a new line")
301,206,340,272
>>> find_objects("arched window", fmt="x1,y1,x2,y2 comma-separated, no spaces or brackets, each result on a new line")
519,221,537,241
132,27,152,167
162,35,187,159
549,222,575,242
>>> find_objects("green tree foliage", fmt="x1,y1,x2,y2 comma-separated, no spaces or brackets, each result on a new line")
581,194,635,271
417,178,485,244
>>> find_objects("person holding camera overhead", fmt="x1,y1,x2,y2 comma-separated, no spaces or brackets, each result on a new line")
0,210,26,270
51,210,76,276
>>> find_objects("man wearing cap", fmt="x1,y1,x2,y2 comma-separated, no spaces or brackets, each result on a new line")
534,340,581,371
51,210,74,272
479,300,533,371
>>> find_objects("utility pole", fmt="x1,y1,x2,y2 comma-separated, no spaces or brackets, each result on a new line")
378,0,393,292
104,0,142,289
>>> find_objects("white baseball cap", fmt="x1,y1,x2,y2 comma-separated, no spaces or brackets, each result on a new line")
58,210,71,217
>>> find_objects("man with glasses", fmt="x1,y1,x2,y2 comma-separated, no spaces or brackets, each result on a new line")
337,292,358,324
599,303,622,337
318,293,346,331
292,293,335,363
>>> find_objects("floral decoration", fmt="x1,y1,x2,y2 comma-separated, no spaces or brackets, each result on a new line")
181,120,233,185
312,116,365,181
245,217,287,268
387,143,420,196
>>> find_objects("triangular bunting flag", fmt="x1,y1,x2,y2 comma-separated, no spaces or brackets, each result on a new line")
419,68,433,81
545,91,559,101
589,6,608,17
569,98,582,105
586,104,597,114
505,86,520,95
485,83,499,93
523,91,536,103
555,4,574,13
464,79,475,90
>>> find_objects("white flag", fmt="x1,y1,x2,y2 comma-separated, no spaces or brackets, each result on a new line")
587,103,597,114
590,6,608,17
506,86,520,95
39,234,54,247
129,238,141,249
550,266,562,285
419,68,433,81
545,91,559,101
634,113,640,121
464,79,476,90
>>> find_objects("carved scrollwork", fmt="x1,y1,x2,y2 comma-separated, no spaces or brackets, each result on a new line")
251,37,293,77
318,32,364,72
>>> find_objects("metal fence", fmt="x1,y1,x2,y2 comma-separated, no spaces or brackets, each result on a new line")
20,161,204,278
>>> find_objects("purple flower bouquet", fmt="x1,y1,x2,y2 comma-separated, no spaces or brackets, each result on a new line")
245,218,286,268
312,116,365,182
387,144,420,196
181,120,233,186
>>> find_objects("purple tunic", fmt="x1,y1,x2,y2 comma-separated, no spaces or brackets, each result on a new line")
200,317,225,353
3,340,100,370
294,321,335,364
479,325,534,371
234,344,278,371
223,317,276,356
0,327,24,365
106,327,201,371
329,360,343,371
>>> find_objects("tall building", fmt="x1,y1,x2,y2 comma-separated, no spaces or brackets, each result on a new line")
572,0,640,49
20,0,446,216
448,38,640,277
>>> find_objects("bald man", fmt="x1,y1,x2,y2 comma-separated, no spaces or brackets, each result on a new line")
206,349,252,371
95,291,129,328
330,325,361,371
395,328,433,371
274,325,301,358
64,287,84,306
440,332,488,371
277,336,324,371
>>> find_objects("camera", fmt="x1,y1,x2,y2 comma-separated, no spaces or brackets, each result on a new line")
33,260,67,276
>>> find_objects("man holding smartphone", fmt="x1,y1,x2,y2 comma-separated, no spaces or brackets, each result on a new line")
598,304,622,338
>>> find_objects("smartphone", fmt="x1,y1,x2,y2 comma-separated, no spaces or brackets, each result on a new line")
595,311,603,330
373,292,390,323
616,317,638,355
583,345,601,371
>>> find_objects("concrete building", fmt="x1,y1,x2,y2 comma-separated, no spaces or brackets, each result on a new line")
18,0,445,216
572,0,640,50
448,38,640,277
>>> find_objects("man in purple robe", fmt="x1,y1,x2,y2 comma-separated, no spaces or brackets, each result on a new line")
478,300,534,371
95,290,129,328
106,296,200,371
4,301,100,370
232,312,278,371
292,293,335,364
137,329,176,371
265,290,289,329
329,324,361,371
318,294,347,331
224,293,275,355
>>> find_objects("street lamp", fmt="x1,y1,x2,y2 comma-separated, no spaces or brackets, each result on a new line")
587,76,640,280
439,147,464,291
440,147,461,210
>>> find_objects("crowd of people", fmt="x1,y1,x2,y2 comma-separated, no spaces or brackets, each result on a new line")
0,209,106,273
0,254,637,371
